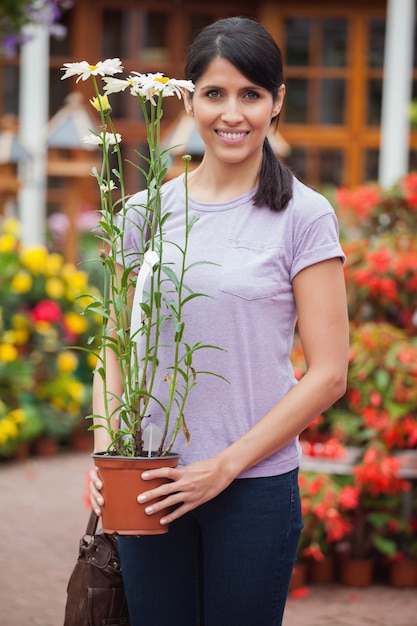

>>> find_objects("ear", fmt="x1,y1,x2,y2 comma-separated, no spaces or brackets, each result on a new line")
272,84,286,118
183,90,194,116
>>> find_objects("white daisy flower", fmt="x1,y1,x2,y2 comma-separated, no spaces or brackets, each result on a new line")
100,180,117,193
83,132,122,148
102,77,133,94
61,58,123,82
129,73,194,104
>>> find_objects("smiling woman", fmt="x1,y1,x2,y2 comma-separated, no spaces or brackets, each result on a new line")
85,15,349,626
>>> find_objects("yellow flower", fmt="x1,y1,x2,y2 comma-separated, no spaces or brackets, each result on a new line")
64,311,88,335
45,277,65,299
11,328,29,345
0,343,18,363
10,270,32,294
45,253,64,276
0,418,19,445
57,351,78,373
34,320,53,335
90,94,112,113
67,270,88,294
2,217,20,236
11,313,29,329
67,379,85,403
21,246,49,274
8,409,26,425
87,352,99,370
0,233,17,253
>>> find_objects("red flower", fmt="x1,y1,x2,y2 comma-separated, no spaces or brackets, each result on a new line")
370,392,382,407
325,510,352,542
354,449,410,497
339,485,360,510
31,300,62,323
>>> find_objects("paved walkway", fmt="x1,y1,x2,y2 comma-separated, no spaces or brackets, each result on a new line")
1,450,416,626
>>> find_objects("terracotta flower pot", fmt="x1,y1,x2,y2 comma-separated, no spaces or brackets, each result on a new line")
70,429,93,452
33,436,59,457
389,559,417,588
289,561,309,591
339,558,374,587
92,452,179,536
309,555,335,584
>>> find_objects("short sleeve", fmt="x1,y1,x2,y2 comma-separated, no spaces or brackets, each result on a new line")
290,212,345,281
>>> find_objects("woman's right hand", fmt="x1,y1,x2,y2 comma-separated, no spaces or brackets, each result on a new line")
89,466,104,516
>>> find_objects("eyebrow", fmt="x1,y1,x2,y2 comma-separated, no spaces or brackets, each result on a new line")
198,83,266,92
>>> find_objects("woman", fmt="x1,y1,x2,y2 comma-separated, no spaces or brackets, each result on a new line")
90,16,349,626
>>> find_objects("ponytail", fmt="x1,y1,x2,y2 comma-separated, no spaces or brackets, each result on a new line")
253,139,294,212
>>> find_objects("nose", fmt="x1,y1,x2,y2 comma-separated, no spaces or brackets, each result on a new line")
220,97,244,123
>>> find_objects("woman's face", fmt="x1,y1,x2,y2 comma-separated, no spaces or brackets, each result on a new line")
185,57,285,168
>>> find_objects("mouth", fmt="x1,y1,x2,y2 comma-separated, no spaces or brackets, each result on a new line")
215,130,249,140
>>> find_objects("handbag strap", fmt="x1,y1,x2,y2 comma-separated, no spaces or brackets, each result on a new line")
85,508,99,537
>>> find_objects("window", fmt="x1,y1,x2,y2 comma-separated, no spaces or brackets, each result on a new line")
279,8,387,187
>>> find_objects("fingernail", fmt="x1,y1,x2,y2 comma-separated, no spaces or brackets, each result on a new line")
145,505,154,514
138,494,146,503
160,518,167,525
142,472,150,479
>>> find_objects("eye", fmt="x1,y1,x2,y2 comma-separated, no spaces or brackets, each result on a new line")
244,90,260,100
206,89,221,99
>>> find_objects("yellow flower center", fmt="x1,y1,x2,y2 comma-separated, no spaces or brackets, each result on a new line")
154,77,170,84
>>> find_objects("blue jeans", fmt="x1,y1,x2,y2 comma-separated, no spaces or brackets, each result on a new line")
117,468,302,626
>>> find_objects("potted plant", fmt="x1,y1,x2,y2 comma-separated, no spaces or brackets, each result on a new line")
335,175,417,336
386,510,417,588
336,446,411,586
60,59,225,534
297,471,352,584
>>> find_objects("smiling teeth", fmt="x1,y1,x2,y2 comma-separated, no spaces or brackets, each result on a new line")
217,131,247,139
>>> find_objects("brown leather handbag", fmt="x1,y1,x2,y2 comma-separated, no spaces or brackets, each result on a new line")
64,509,130,626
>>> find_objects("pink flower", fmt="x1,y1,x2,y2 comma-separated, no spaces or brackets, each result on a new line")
31,300,62,323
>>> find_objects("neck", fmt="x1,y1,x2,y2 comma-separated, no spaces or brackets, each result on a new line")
187,154,260,203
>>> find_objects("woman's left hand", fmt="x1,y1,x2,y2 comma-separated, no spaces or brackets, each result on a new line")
138,456,233,525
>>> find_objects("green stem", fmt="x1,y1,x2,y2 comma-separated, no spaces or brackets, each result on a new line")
159,156,192,454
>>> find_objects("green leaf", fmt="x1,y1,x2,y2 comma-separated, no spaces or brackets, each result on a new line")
161,265,180,289
375,368,390,391
372,535,397,557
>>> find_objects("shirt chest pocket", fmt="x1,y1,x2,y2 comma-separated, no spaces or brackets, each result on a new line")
220,239,285,301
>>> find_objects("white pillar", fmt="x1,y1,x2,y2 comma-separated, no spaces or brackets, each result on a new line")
18,24,49,246
378,0,415,188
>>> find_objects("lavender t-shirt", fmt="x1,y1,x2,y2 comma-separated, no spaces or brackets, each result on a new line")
118,175,345,478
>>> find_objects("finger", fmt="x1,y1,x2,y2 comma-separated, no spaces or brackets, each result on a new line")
160,502,192,526
89,467,103,490
137,475,181,506
141,467,181,481
89,492,103,516
89,479,104,514
141,490,185,517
